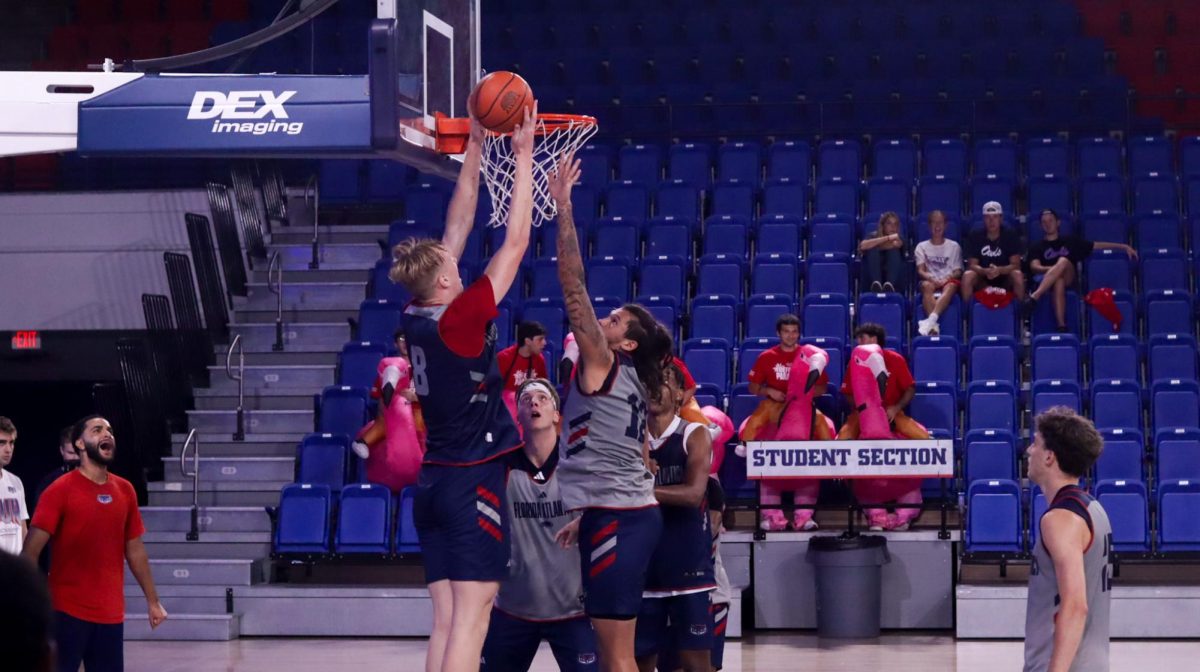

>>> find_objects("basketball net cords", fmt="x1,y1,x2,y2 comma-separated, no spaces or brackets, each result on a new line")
480,117,598,228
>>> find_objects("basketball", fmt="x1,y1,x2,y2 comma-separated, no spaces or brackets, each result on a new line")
470,71,535,133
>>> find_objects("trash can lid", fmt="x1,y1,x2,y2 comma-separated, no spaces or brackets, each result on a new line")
807,534,887,552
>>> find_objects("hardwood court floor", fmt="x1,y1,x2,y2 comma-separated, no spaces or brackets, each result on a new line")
126,634,1200,671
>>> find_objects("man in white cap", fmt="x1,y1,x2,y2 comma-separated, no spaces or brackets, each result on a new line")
961,201,1024,303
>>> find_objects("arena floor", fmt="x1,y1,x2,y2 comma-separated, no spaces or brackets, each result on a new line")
125,634,1200,671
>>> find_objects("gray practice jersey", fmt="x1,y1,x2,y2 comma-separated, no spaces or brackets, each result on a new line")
558,354,657,510
496,447,585,621
1024,485,1112,672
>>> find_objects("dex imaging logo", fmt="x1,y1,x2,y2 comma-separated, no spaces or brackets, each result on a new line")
187,91,304,136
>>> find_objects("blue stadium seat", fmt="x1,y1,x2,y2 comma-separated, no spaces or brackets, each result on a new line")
577,144,613,188
737,339,773,384
1081,211,1129,244
1027,175,1074,219
968,335,1018,385
696,254,746,299
638,256,687,304
966,479,1022,552
711,179,758,218
969,301,1016,339
590,217,641,261
909,381,958,436
970,175,1014,217
1128,135,1173,177
1187,177,1200,215
973,138,1018,183
746,295,795,339
1158,480,1200,551
922,138,968,181
367,161,413,202
339,341,387,389
1157,428,1200,483
914,292,963,341
762,177,809,218
572,184,601,228
530,258,563,298
1085,249,1132,293
1032,333,1081,383
726,382,760,435
335,484,392,554
357,300,403,344
395,486,420,553
805,253,851,296
682,338,732,393
1139,247,1189,295
1094,428,1144,484
1090,379,1143,433
617,144,663,184
387,219,439,249
872,138,917,182
274,483,332,554
1132,174,1180,215
718,141,763,183
318,386,370,437
403,183,448,225
1086,290,1136,339
495,302,513,344
586,257,633,300
865,176,911,216
814,177,860,218
1029,486,1049,550
818,138,862,180
1077,136,1122,178
857,293,906,349
297,433,350,491
522,298,566,348
1149,333,1198,385
802,293,849,344
1095,479,1150,552
918,175,964,215
964,429,1017,484
644,217,694,260
1182,136,1200,178
606,180,650,219
911,336,960,388
1030,290,1082,336
656,180,703,221
751,257,799,295
966,380,1017,433
1025,137,1070,180
766,140,812,182
1152,379,1200,441
808,217,856,255
690,294,738,346
1079,174,1125,215
1031,379,1082,415
1145,289,1194,336
667,142,713,187
640,295,680,342
755,215,804,259
703,215,751,257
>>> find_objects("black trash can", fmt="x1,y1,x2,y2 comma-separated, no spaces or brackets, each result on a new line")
806,535,890,638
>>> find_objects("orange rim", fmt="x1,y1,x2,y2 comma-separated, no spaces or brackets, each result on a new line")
435,113,597,137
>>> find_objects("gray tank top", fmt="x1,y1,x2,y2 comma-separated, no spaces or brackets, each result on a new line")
558,354,657,510
1024,486,1112,672
496,448,585,621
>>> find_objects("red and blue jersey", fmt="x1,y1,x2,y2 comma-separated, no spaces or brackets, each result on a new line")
402,276,520,465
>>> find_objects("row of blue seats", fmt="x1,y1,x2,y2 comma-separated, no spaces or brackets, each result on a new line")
274,483,421,556
966,478,1200,553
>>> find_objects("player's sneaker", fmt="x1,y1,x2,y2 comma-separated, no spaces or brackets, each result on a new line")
760,510,788,531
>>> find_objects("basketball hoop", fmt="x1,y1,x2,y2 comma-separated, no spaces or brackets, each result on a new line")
436,113,598,228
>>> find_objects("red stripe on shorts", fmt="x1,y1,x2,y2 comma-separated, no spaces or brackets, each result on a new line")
589,552,617,578
591,520,619,545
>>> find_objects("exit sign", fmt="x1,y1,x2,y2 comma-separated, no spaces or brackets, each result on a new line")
11,331,41,350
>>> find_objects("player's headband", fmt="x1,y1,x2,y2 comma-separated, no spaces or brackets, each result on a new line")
518,381,557,409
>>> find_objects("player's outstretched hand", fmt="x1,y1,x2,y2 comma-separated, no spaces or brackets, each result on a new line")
548,152,581,207
555,518,581,548
148,600,168,629
511,100,537,159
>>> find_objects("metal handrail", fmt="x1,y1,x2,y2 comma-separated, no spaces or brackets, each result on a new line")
179,429,200,541
268,251,284,351
304,174,320,270
225,335,245,440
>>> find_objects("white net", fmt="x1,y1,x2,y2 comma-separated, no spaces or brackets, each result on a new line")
480,115,598,228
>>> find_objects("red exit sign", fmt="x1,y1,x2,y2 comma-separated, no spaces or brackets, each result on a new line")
11,331,41,350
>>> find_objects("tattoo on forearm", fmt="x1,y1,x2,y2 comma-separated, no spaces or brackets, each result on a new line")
556,206,605,348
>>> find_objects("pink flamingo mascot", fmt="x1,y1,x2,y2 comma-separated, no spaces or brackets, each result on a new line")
737,344,835,530
352,357,425,493
842,343,926,530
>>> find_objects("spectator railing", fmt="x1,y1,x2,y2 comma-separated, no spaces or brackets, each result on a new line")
225,335,245,441
304,174,321,270
179,429,200,541
268,250,284,351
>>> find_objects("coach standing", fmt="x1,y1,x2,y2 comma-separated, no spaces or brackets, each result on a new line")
22,415,167,672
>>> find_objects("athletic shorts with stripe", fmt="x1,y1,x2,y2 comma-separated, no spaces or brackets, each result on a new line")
414,459,510,583
634,591,714,659
577,507,663,619
481,609,599,671
655,600,728,670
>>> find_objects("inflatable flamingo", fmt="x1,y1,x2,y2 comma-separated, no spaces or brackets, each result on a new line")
701,405,733,476
353,357,425,493
842,343,926,530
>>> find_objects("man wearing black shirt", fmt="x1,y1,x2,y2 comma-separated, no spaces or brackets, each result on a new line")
1027,209,1137,331
30,426,78,515
961,201,1025,302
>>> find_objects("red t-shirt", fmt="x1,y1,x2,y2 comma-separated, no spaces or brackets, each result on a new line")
673,357,697,391
496,345,549,391
31,470,144,624
747,345,829,392
840,349,916,408
435,275,500,358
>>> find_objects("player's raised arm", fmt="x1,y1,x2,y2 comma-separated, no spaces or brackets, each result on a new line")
483,102,537,304
441,114,486,261
551,153,612,378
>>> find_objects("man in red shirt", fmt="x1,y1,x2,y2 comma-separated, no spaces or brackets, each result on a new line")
22,415,166,671
837,324,930,531
497,321,549,424
741,314,829,440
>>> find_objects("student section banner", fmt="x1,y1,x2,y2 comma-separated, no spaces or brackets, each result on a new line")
745,439,954,479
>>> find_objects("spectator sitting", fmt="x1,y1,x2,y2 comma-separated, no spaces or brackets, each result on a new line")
914,210,964,336
961,201,1024,303
859,211,906,293
1026,209,1137,332
741,314,829,441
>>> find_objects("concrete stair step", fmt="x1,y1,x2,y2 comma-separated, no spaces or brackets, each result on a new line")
125,558,265,586
242,282,366,312
229,321,351,351
162,457,294,483
205,364,334,393
123,585,232,614
269,243,382,271
141,531,272,559
193,389,318,411
123,613,239,641
270,225,388,245
186,409,313,435
142,506,272,533
149,480,287,507
170,434,298,458
234,307,359,324
214,347,339,366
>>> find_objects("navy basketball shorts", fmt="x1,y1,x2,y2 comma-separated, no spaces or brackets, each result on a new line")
634,591,714,659
54,611,123,672
413,459,510,583
577,506,663,619
481,609,599,671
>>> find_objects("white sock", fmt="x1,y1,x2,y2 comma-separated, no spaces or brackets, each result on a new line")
926,313,939,324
